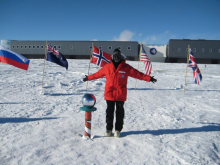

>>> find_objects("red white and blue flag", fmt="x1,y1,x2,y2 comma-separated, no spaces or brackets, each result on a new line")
188,51,197,69
91,46,111,67
47,44,59,56
188,49,202,84
140,45,152,75
47,44,68,70
193,67,202,84
0,44,30,70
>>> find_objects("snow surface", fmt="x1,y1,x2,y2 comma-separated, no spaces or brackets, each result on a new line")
0,59,220,165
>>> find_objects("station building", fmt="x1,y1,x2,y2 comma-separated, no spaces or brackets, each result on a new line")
166,39,220,64
1,39,220,64
0,40,140,60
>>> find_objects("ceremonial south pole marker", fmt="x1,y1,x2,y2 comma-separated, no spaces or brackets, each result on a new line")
80,93,97,138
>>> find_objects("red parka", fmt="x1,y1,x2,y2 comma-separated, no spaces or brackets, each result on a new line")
88,60,151,101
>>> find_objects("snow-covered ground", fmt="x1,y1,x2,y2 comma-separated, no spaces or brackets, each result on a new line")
0,59,220,165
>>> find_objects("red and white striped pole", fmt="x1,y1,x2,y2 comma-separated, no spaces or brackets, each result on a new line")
80,93,97,139
84,111,92,138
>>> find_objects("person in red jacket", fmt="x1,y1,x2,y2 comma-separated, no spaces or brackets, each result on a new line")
83,48,157,137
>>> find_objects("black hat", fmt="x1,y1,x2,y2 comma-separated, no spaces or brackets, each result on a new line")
113,48,121,54
112,48,123,62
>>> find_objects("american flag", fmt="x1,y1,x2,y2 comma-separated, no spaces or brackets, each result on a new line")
91,46,111,67
140,45,152,75
188,49,202,84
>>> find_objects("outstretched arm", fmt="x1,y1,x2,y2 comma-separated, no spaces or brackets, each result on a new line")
83,67,106,82
128,65,157,83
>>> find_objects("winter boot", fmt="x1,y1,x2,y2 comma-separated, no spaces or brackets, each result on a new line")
114,131,120,137
104,130,112,137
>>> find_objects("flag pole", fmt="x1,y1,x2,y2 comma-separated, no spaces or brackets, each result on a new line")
41,41,47,88
86,43,93,90
134,43,142,91
184,45,190,95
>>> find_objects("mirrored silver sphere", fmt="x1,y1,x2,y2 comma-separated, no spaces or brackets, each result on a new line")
82,93,96,108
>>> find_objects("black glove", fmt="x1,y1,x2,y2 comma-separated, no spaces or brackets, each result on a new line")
83,75,88,82
150,76,157,83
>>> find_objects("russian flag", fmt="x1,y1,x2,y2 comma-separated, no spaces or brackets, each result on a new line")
0,44,30,70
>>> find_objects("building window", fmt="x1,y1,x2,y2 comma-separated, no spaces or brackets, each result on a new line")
99,46,102,50
58,45,61,49
209,48,212,53
127,46,131,50
118,46,121,50
12,45,15,49
89,46,92,49
29,45,31,49
108,46,112,50
71,46,73,49
54,45,57,49
41,45,44,49
193,48,196,52
178,48,181,52
16,45,19,49
24,45,27,49
33,46,35,49
37,45,40,49
202,48,204,52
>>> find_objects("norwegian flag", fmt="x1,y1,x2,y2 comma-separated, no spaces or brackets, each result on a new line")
91,46,111,67
140,45,152,75
188,49,202,84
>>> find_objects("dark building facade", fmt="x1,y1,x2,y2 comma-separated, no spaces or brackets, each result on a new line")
167,39,220,64
1,39,220,64
4,40,139,60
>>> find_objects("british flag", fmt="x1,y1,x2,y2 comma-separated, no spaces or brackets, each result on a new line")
193,67,202,84
140,45,152,75
91,46,111,67
188,49,197,69
188,49,202,84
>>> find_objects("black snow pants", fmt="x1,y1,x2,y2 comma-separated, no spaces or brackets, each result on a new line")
106,100,125,132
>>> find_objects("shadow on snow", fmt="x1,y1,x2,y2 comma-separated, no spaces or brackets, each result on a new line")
128,88,220,92
121,124,220,137
0,117,58,124
43,93,81,96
